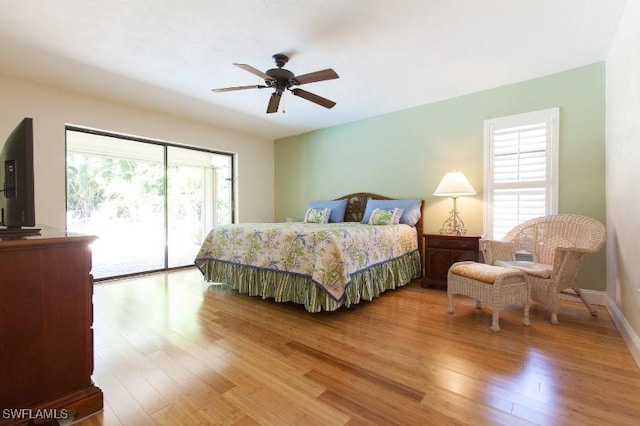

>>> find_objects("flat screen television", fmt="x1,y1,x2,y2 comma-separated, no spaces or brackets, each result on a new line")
0,117,40,238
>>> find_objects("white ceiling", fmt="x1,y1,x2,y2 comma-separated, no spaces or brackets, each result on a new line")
0,0,627,140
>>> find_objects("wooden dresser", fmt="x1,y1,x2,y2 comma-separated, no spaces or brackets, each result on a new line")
0,231,102,425
422,234,481,288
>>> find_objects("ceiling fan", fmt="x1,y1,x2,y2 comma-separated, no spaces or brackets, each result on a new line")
211,53,339,113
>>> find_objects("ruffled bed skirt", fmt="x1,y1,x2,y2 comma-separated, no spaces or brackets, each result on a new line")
195,250,421,313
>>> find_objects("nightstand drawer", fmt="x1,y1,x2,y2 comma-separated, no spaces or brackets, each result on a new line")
426,237,478,250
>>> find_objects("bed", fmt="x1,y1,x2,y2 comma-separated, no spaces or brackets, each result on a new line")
194,193,423,312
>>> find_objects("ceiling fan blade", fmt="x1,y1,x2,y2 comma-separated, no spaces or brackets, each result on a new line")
293,69,339,85
266,92,282,113
291,88,336,109
233,63,275,81
211,84,267,93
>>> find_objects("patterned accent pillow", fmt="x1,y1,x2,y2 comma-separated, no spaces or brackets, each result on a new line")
361,199,421,225
368,208,404,225
306,199,348,222
304,207,331,223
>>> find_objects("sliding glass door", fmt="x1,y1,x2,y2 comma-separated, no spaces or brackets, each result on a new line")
166,146,232,268
66,129,234,280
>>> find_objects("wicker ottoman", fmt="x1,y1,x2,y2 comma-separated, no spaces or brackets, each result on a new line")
447,261,530,332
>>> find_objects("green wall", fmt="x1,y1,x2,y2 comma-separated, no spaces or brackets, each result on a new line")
275,62,606,291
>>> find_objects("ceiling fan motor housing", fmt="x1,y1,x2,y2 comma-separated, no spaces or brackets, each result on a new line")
265,54,296,93
265,68,295,93
265,68,295,80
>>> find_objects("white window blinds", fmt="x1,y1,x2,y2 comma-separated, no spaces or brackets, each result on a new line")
484,108,559,239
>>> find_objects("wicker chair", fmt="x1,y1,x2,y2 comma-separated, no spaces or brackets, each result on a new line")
481,214,606,325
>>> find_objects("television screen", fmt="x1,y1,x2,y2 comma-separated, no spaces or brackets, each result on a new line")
0,117,40,237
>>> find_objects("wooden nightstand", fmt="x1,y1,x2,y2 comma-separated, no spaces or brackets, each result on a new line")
422,234,481,288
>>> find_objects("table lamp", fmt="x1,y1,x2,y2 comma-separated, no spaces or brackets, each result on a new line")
433,171,476,235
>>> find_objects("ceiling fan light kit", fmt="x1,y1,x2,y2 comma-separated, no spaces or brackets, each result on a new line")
212,54,339,114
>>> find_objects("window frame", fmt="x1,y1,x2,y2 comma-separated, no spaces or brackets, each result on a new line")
483,107,559,239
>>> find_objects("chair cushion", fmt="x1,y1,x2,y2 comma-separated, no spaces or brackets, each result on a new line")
449,263,517,284
495,260,552,279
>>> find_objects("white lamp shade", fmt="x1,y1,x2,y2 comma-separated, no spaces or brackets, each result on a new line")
433,171,476,197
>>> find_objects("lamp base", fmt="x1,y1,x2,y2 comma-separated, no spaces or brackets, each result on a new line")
439,205,468,235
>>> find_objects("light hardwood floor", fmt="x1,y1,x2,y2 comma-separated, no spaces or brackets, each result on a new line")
77,268,640,425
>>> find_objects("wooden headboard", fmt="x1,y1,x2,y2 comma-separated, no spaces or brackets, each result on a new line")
335,192,424,264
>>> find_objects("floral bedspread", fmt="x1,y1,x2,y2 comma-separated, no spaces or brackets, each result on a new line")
194,222,418,301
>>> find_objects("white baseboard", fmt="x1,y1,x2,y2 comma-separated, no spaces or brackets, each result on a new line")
558,288,606,305
558,290,640,370
606,295,640,370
